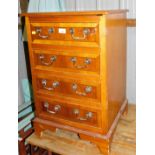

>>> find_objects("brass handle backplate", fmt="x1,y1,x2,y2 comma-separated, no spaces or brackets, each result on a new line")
72,83,92,96
39,55,57,66
69,28,90,40
70,57,91,69
44,102,61,114
73,108,93,121
35,27,54,39
42,79,60,91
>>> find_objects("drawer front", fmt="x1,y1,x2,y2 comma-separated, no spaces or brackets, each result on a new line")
36,76,100,101
34,52,100,73
30,23,99,45
36,98,100,127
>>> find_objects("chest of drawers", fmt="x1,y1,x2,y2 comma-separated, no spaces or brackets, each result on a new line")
24,10,128,155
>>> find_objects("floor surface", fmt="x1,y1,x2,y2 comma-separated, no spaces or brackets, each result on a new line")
110,104,136,155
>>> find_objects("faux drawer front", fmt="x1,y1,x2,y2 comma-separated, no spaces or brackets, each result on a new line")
36,76,100,101
30,23,99,46
34,52,100,73
37,99,100,127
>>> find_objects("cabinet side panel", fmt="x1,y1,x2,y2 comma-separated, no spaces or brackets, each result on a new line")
99,16,109,133
106,13,127,128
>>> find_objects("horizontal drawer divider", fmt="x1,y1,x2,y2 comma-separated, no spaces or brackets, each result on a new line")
33,40,99,48
36,92,102,110
35,66,100,78
33,50,100,58
31,44,101,52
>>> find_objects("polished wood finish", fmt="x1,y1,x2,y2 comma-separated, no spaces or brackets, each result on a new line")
32,99,127,154
24,10,127,155
34,52,100,73
106,13,127,129
31,23,98,43
22,10,128,17
36,75,100,100
36,96,100,127
26,104,136,155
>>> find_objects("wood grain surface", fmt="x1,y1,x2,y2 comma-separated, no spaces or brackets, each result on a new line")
110,104,136,155
26,104,136,155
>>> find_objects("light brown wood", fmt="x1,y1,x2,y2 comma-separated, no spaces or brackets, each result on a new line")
26,104,136,155
34,52,100,73
24,10,128,154
35,96,100,127
27,130,102,155
110,104,136,155
31,25,98,43
106,13,127,129
36,77,100,100
126,19,136,27
21,10,128,17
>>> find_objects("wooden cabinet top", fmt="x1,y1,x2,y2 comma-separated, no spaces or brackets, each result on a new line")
21,10,128,17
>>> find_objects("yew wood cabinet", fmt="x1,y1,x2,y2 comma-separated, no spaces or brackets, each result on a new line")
23,10,128,155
